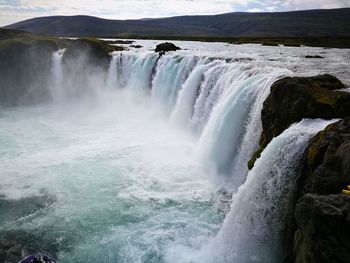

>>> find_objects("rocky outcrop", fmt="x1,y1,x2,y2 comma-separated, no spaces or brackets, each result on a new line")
0,38,59,106
246,74,350,262
300,118,350,195
155,42,180,54
292,118,350,263
62,38,115,70
248,74,349,169
294,194,350,263
0,31,124,106
61,38,119,97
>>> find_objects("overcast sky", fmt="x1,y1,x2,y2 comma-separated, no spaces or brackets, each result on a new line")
1,0,349,26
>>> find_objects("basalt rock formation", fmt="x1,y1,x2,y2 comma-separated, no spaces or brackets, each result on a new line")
62,38,120,71
249,74,350,263
293,118,350,263
248,74,349,169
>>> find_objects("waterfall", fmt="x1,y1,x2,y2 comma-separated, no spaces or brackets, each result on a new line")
50,49,65,102
170,62,213,127
106,52,159,93
196,118,337,263
106,54,118,90
7,44,345,263
151,54,198,109
197,70,288,187
105,52,292,189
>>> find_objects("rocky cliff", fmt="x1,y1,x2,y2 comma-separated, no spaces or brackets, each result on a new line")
0,30,123,106
0,34,60,106
251,74,350,263
248,74,350,169
294,118,350,263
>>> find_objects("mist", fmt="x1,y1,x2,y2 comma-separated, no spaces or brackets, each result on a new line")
1,38,349,263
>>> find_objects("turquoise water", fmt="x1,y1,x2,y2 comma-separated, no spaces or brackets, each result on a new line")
0,90,224,263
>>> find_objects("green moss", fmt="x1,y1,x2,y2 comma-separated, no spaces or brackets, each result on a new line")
79,37,125,53
247,145,265,170
0,36,65,50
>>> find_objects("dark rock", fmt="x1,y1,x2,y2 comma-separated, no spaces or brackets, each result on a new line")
103,40,134,45
300,118,350,195
62,38,112,70
305,55,324,59
248,74,349,169
262,42,279,46
294,194,350,263
290,118,350,263
0,39,59,106
62,38,116,96
130,45,143,48
154,42,180,53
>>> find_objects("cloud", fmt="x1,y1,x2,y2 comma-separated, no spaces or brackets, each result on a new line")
0,0,349,26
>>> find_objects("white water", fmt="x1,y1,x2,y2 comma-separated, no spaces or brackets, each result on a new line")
187,119,338,263
50,49,65,102
1,40,349,263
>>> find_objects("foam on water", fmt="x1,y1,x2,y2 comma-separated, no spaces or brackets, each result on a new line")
0,91,223,262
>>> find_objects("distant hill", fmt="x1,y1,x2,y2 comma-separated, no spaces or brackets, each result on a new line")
4,8,350,37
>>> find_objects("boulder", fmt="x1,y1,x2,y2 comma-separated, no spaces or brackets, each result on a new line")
248,74,349,169
155,42,180,54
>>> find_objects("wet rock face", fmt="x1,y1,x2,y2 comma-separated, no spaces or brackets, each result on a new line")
293,118,350,263
248,74,349,169
246,74,350,262
294,194,350,263
62,38,112,71
301,118,350,195
260,74,348,148
62,38,113,96
0,40,58,106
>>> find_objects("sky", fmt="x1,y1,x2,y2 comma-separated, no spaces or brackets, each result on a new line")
0,0,349,26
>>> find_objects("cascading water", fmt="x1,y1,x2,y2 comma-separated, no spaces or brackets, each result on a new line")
186,119,337,263
50,49,66,102
1,41,348,263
